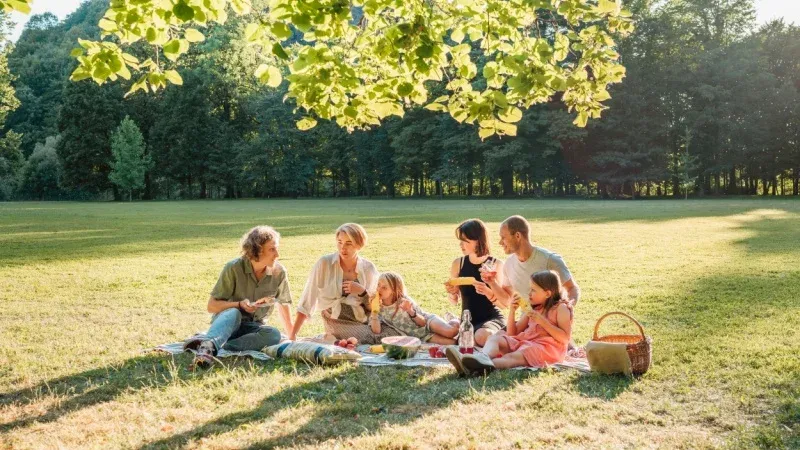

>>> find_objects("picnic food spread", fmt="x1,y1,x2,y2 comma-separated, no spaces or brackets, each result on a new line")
381,336,422,359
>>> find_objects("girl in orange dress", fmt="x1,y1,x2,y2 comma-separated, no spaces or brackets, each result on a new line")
458,270,573,374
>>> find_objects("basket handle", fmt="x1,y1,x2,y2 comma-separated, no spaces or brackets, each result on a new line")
593,311,646,340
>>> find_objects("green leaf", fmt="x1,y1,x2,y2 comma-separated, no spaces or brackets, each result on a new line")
98,19,116,31
272,43,289,60
451,28,465,44
292,14,312,32
416,44,434,58
69,69,91,82
483,63,496,79
424,103,447,112
296,117,317,130
164,69,183,85
255,64,282,87
184,28,205,43
5,0,30,14
162,39,181,61
496,121,517,136
70,48,84,57
266,66,282,87
498,106,522,123
597,0,620,15
271,23,293,39
92,64,112,83
574,111,589,127
117,64,131,80
244,23,261,41
397,82,414,97
478,127,495,140
344,106,358,118
594,89,611,102
145,27,157,43
173,1,195,21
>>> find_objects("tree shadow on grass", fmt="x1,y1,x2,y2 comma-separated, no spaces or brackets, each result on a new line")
138,364,530,450
0,352,263,434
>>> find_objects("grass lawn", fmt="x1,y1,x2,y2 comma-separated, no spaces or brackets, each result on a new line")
1,199,798,449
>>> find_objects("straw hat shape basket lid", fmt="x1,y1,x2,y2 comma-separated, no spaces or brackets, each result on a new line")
592,312,653,375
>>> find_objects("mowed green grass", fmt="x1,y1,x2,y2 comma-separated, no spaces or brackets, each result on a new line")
1,199,798,449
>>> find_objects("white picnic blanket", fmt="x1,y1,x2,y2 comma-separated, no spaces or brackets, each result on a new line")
149,340,590,372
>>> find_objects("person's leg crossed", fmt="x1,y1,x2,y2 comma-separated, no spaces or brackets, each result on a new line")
224,322,281,352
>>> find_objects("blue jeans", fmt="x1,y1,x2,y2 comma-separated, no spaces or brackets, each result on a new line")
204,308,282,352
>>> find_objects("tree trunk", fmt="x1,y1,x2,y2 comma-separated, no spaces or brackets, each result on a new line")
794,168,799,196
727,167,737,195
143,173,153,200
501,172,514,197
467,171,473,196
762,178,770,196
200,179,207,199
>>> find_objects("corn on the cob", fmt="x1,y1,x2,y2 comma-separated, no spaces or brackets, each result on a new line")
512,291,532,316
370,293,381,313
447,276,477,286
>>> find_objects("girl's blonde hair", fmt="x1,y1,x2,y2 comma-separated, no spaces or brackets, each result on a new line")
378,272,407,319
530,270,567,315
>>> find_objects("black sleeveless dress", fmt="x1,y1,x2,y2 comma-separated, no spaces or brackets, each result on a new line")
458,256,505,330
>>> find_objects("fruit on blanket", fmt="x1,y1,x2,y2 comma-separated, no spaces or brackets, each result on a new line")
428,346,446,358
369,345,385,353
381,336,421,359
447,276,477,286
347,337,358,346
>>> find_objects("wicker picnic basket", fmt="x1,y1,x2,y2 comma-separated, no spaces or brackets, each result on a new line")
592,312,652,375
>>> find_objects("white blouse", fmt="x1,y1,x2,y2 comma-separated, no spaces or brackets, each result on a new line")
296,252,379,322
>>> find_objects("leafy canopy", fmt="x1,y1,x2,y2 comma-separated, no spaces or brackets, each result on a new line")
69,0,633,138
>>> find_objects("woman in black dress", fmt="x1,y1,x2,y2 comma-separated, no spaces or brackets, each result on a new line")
444,219,506,346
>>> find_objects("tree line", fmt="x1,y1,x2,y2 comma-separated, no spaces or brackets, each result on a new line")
0,0,798,201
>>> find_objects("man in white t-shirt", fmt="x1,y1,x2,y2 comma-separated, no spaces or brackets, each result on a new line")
476,215,580,307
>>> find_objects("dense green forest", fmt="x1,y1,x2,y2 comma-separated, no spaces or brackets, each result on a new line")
0,0,798,200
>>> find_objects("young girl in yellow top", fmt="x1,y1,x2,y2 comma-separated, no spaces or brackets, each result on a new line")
451,270,573,375
370,272,459,345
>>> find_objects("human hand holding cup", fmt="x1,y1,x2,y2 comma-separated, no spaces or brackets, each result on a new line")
479,260,497,283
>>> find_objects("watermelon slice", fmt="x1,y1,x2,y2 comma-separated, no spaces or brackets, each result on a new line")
381,336,421,359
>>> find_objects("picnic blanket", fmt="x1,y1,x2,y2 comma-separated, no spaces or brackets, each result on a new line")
150,339,590,372
152,341,272,361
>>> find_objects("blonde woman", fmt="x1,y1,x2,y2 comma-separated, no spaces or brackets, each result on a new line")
290,223,401,344
184,226,293,368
